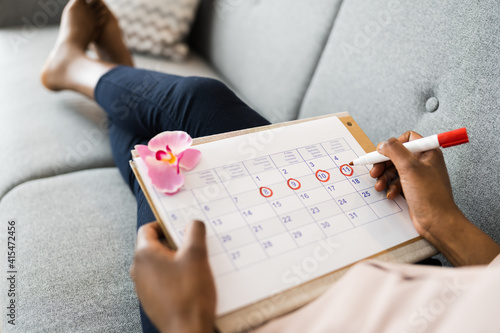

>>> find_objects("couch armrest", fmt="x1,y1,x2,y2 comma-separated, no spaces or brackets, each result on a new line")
0,0,68,28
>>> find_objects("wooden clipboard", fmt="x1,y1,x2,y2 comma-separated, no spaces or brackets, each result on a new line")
130,113,438,333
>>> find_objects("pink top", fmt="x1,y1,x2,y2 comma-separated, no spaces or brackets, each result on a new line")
254,254,500,333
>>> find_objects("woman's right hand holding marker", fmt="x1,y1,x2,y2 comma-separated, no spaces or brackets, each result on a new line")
370,131,500,266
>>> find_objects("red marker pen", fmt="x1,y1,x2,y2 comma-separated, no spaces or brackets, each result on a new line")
349,128,469,166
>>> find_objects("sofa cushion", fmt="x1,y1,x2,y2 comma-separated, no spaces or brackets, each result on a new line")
0,168,140,332
190,0,344,122
107,0,201,60
298,0,500,243
0,26,224,200
0,27,114,199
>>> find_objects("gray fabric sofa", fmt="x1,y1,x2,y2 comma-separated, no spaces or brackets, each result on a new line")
1,0,498,331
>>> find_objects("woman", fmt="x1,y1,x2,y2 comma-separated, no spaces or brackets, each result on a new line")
42,1,500,332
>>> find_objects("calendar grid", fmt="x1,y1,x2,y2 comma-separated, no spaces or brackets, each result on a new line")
152,185,182,243
330,138,381,220
268,153,330,241
213,167,270,262
345,135,403,219
240,161,303,249
320,140,364,227
190,187,240,271
159,137,404,277
295,142,356,230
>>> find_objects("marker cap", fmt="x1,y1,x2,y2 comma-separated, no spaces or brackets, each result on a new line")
437,128,469,148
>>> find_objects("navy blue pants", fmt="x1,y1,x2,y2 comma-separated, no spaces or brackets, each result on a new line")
94,66,270,332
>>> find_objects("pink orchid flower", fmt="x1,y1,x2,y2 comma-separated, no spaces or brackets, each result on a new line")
135,131,201,194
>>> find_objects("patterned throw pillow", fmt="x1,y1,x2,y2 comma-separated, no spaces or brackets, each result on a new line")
106,0,200,61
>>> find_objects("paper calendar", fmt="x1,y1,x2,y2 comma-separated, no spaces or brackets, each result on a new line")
131,116,420,322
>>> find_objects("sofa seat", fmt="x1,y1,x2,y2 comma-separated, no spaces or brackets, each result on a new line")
0,168,141,333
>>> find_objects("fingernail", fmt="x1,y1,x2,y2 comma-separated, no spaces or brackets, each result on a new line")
377,141,386,152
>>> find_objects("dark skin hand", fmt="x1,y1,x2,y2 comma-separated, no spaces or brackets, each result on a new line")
370,131,500,266
130,221,216,333
370,131,457,237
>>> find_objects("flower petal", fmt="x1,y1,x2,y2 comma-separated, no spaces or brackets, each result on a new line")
144,156,185,194
178,148,201,171
135,144,155,159
148,131,193,155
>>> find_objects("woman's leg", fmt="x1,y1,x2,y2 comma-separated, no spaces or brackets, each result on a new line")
44,1,270,332
42,0,269,139
43,1,270,332
94,67,270,139
42,0,270,181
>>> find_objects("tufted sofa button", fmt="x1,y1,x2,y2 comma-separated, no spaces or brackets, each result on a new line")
425,96,439,112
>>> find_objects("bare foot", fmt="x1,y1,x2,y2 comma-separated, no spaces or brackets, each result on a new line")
92,1,134,66
41,0,101,91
